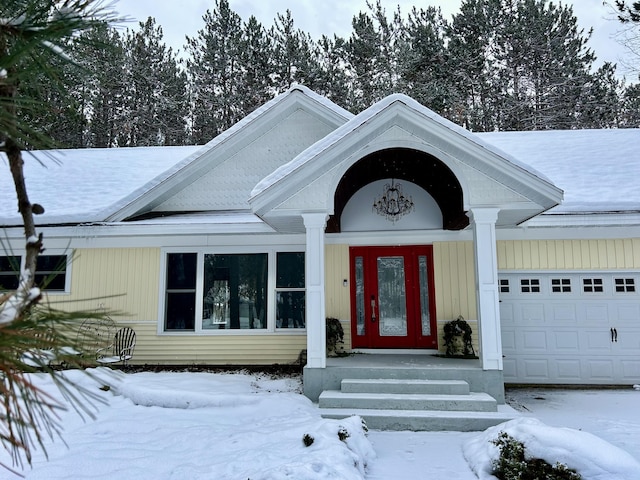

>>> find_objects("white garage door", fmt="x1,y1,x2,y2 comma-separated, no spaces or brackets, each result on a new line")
499,272,640,385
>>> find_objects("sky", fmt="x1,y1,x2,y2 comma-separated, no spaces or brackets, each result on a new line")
1,368,638,479
111,0,635,80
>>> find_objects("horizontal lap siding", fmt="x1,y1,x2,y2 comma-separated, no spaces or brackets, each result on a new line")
125,323,307,365
497,239,640,270
49,247,160,321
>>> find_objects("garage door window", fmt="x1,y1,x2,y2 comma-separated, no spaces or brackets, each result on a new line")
614,278,635,293
583,278,604,293
520,278,540,293
551,278,571,293
500,279,510,293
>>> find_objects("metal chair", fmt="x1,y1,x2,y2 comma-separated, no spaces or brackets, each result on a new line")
76,316,116,359
96,327,136,367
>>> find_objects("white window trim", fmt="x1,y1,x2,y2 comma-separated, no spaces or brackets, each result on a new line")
158,246,306,336
0,251,73,295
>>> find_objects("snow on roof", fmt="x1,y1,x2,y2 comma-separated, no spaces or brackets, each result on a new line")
0,95,637,228
0,146,200,225
478,129,640,214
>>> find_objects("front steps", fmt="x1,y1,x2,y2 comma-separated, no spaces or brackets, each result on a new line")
318,378,517,431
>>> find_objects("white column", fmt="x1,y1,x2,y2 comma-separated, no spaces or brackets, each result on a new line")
303,213,328,368
468,208,503,371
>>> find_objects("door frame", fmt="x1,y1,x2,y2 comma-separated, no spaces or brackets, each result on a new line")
349,245,437,349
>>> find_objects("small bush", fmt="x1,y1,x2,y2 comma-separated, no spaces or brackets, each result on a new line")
326,317,344,354
338,427,350,442
302,433,314,447
492,432,581,480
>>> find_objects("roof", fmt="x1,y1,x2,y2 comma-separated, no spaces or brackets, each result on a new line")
0,89,637,228
0,145,201,225
478,129,640,214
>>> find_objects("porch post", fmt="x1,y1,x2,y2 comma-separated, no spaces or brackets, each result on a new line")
303,213,328,368
468,207,503,371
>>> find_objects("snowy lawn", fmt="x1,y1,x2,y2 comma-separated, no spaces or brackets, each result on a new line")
2,368,639,480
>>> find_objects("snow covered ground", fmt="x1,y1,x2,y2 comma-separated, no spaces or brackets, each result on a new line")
2,368,638,479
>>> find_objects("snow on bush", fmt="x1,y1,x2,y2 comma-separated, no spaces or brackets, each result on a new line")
463,417,640,480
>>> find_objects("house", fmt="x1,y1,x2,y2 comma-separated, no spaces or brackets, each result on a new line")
1,86,639,409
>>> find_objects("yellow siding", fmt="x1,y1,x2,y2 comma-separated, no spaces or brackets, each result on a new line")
325,244,352,349
49,247,160,320
125,323,307,365
432,242,477,321
497,239,640,270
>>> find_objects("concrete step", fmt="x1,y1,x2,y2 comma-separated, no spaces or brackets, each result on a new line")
341,378,470,395
319,406,519,432
318,390,498,412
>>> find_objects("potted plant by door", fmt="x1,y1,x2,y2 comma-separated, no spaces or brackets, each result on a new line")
443,315,476,357
326,317,345,356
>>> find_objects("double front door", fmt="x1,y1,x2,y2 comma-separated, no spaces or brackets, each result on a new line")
350,245,437,349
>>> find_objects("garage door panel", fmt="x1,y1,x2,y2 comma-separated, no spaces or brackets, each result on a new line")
620,359,640,379
616,329,640,353
501,330,516,351
586,360,615,379
583,304,610,324
550,304,577,323
553,331,580,352
615,303,640,325
521,303,545,323
522,330,547,351
523,359,549,379
500,303,514,325
555,359,582,381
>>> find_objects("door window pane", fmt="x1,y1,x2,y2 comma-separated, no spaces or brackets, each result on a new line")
203,254,267,329
355,256,365,336
377,256,407,336
418,255,431,337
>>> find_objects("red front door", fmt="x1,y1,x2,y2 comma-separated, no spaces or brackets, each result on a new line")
350,245,437,349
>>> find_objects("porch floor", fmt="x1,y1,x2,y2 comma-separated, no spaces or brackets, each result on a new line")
326,353,481,369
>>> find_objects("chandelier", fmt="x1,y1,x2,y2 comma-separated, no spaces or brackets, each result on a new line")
372,179,414,223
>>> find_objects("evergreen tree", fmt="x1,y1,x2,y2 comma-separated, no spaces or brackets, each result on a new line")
312,34,353,109
122,17,188,146
447,0,503,130
398,6,454,115
186,0,244,143
577,62,623,128
270,9,318,92
346,1,402,110
238,15,274,114
0,0,120,469
620,81,640,126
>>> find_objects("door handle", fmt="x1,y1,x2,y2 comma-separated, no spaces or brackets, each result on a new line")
370,295,377,322
610,327,618,342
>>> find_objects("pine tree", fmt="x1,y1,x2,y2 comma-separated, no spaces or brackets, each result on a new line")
186,0,244,143
122,17,187,146
238,15,274,115
270,9,318,92
398,6,454,115
0,0,121,470
79,23,126,147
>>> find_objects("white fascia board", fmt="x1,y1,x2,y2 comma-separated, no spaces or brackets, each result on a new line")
522,212,640,228
105,88,351,223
